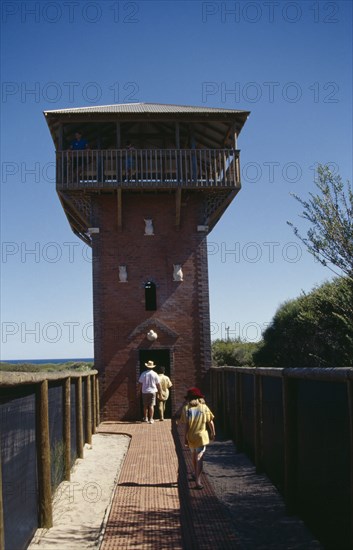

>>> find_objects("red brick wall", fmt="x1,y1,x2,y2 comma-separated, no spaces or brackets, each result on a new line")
91,190,212,420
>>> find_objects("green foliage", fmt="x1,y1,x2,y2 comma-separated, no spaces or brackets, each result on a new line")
212,339,260,367
254,277,353,368
0,361,94,372
288,164,353,279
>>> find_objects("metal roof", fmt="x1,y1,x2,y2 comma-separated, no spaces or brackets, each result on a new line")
44,102,250,150
44,102,249,116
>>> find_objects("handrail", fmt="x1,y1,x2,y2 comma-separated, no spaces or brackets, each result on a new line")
0,369,97,386
211,365,353,381
0,369,100,545
55,148,240,189
210,365,353,548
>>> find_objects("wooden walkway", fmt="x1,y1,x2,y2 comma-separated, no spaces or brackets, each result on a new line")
98,420,240,549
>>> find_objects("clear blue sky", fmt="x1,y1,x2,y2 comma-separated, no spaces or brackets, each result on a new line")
1,0,352,359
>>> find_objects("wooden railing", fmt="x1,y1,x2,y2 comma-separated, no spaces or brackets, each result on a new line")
0,370,99,550
56,148,240,189
210,366,353,549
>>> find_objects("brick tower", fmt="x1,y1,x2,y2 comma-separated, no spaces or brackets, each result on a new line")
44,103,249,420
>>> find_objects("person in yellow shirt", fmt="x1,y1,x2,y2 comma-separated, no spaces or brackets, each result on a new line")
180,387,215,489
157,366,173,421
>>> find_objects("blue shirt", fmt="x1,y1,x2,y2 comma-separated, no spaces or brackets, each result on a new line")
70,138,88,150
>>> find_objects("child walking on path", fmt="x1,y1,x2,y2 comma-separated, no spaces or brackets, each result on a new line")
180,387,215,490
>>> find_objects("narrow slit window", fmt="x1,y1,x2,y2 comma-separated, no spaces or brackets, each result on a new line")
145,281,157,311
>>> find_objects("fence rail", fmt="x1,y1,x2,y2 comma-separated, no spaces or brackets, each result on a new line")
210,366,353,550
0,370,99,550
56,148,240,189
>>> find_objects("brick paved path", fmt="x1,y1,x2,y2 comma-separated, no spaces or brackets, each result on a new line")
99,420,240,549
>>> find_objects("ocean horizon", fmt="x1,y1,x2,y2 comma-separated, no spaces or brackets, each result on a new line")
1,358,94,364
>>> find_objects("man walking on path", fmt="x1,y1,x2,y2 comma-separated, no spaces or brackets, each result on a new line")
138,360,161,424
157,366,172,421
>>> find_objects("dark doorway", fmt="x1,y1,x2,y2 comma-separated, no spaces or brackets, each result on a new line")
139,349,172,419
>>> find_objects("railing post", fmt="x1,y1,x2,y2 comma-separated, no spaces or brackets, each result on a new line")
92,375,97,434
223,150,227,184
76,377,84,459
63,377,71,481
235,152,240,183
220,368,225,425
254,372,263,473
222,369,227,434
0,437,4,550
347,378,353,549
211,368,216,411
235,371,243,451
96,376,100,426
282,373,298,514
85,375,92,445
36,380,53,528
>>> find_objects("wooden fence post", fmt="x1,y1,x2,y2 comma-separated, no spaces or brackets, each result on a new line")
76,377,84,459
347,378,353,549
235,371,243,451
254,373,263,473
85,375,92,445
36,380,53,528
63,377,71,481
0,438,5,550
222,369,228,435
96,376,100,426
282,374,298,514
92,375,97,434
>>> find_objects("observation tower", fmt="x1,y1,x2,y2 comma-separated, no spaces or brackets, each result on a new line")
44,103,249,420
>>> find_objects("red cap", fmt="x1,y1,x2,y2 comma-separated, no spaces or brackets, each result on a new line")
185,387,204,400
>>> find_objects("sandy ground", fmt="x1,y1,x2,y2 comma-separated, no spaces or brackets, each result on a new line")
28,433,130,550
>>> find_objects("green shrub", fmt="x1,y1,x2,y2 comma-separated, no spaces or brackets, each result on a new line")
254,277,353,368
212,339,260,367
0,361,94,372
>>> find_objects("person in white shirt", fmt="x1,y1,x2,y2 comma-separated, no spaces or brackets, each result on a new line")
138,360,161,424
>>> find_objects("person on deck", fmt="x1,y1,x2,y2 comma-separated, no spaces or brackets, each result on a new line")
68,131,88,180
70,131,88,150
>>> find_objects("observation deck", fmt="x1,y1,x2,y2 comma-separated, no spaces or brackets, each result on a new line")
44,103,250,244
56,148,240,190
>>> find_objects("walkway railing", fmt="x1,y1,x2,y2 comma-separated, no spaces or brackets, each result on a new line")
56,148,240,189
210,366,353,550
0,370,99,550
